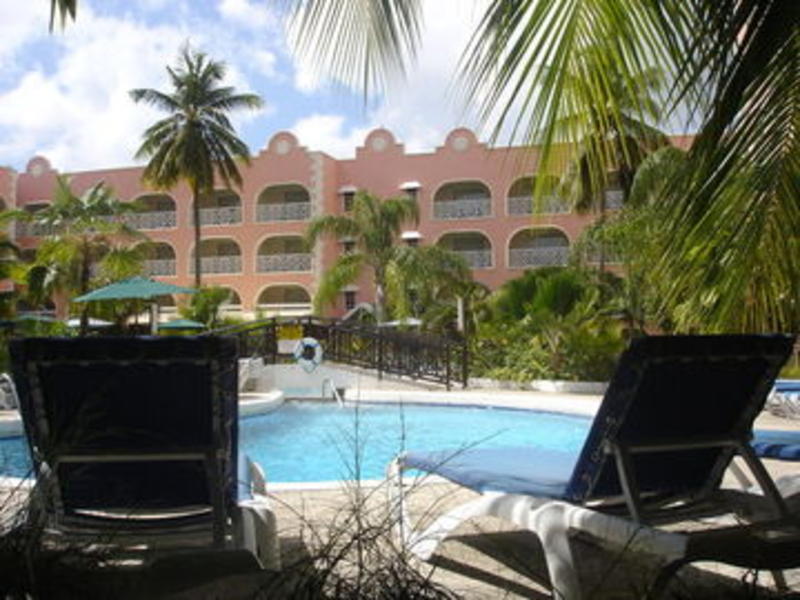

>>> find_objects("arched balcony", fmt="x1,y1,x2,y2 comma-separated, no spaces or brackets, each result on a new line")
507,177,569,215
256,285,312,316
257,236,312,273
190,238,242,275
437,232,493,269
256,184,311,222
138,242,176,277
433,181,491,220
508,228,570,269
196,189,242,226
128,194,177,230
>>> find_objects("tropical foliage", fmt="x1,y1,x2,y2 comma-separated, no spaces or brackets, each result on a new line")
130,45,262,287
289,0,799,333
17,177,142,335
306,190,419,322
179,285,231,328
473,267,625,382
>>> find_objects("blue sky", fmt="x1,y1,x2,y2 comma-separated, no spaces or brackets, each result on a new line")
0,0,485,172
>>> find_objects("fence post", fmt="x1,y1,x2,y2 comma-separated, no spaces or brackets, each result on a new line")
461,337,469,388
377,328,384,380
444,338,451,391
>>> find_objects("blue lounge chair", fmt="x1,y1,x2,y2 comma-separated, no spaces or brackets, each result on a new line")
388,335,799,599
11,336,280,571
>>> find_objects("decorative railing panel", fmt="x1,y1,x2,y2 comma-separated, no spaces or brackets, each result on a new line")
257,202,311,222
257,253,312,272
433,197,491,219
124,211,176,230
604,189,624,210
190,255,242,274
507,195,570,215
454,249,492,269
15,222,56,237
206,316,469,390
143,258,176,276
197,206,241,226
509,246,570,268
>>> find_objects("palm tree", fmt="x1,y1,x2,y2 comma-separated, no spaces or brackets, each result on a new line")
49,0,76,30
130,45,262,287
289,0,799,332
306,190,419,323
21,176,141,335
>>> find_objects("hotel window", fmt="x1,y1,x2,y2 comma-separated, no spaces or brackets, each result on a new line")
343,192,355,211
344,290,357,310
342,240,356,255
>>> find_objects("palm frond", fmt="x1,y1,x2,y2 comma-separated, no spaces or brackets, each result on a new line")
313,253,365,311
288,0,422,99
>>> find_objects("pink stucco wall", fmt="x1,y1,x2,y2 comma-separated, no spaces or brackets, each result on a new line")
7,128,672,317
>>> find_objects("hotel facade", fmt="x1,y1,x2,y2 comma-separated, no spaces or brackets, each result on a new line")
0,127,681,319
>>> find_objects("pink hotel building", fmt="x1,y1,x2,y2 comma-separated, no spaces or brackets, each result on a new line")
0,127,690,319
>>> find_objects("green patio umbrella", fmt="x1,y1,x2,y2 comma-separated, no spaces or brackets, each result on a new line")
159,318,206,331
73,277,196,302
73,277,197,334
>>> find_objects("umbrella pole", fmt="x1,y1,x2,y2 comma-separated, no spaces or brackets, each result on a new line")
150,302,159,335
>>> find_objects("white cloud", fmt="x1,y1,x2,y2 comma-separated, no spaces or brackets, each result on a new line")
290,114,370,159
252,49,278,79
0,5,274,172
217,0,275,30
0,5,49,73
286,0,488,155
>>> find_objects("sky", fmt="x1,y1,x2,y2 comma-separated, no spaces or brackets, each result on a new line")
0,0,489,173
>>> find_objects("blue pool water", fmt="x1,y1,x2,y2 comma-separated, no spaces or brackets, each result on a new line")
0,402,591,483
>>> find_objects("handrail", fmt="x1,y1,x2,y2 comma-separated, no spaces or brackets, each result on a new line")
205,316,469,390
322,378,344,407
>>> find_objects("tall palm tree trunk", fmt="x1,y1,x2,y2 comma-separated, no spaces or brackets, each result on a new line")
79,240,91,337
192,185,202,288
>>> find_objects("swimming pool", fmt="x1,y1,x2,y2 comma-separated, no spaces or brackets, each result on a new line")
0,401,591,483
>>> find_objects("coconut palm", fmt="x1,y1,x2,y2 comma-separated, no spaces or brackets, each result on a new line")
290,0,799,332
21,177,141,335
306,190,419,323
130,45,262,287
385,244,477,333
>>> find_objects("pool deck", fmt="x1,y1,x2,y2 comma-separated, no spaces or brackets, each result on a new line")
2,387,799,597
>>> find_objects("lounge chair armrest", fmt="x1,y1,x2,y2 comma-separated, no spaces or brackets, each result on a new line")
237,454,268,502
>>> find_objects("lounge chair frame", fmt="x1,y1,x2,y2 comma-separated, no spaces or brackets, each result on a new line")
12,336,280,570
387,335,800,599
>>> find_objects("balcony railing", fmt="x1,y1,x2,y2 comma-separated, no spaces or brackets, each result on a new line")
453,249,492,269
257,253,312,272
256,202,311,222
15,222,55,237
509,246,570,268
196,206,241,226
143,258,176,276
604,189,624,210
123,211,176,230
433,197,491,219
507,195,570,215
190,255,242,274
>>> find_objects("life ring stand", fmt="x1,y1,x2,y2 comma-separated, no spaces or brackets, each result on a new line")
294,337,323,373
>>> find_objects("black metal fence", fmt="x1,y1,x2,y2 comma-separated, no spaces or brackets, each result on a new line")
206,316,468,390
